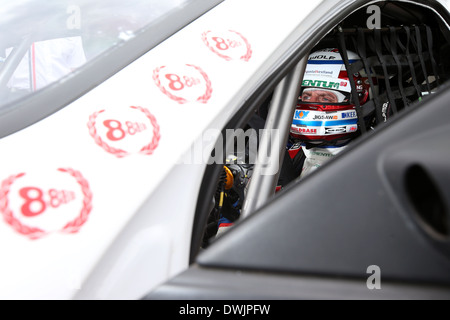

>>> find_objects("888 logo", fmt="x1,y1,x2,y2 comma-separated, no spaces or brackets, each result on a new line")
88,106,160,158
202,30,252,62
0,168,92,239
153,64,212,104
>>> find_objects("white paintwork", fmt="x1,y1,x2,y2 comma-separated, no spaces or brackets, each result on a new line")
0,0,324,299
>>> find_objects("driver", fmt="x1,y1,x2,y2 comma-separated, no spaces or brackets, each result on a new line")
211,48,374,241
288,48,372,179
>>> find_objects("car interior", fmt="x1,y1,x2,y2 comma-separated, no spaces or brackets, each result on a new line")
197,1,450,250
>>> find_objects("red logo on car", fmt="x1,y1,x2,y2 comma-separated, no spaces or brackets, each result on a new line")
0,168,92,239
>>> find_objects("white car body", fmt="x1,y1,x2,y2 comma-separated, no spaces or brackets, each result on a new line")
0,0,324,299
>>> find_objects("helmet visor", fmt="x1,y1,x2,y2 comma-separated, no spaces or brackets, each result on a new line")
300,88,349,104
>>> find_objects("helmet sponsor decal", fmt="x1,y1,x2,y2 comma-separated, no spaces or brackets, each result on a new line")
0,168,92,239
341,111,357,119
291,124,358,136
153,64,212,104
305,64,342,78
294,110,309,119
301,76,351,93
324,126,346,134
312,114,338,120
291,127,317,134
88,106,160,158
307,48,360,64
293,109,358,122
202,30,252,62
309,54,337,60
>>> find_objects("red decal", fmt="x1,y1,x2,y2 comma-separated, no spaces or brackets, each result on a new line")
103,120,147,142
88,106,160,158
292,127,317,134
19,187,47,217
202,30,252,62
0,169,92,239
153,64,212,104
19,187,76,217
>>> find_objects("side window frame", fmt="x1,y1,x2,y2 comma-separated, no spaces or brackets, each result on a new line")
189,0,380,262
190,0,450,263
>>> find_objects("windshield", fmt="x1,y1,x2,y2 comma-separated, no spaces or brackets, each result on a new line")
0,0,191,110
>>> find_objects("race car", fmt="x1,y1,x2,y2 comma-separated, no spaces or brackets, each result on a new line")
1,0,450,300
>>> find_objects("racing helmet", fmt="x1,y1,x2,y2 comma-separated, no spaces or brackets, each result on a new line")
290,48,371,144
